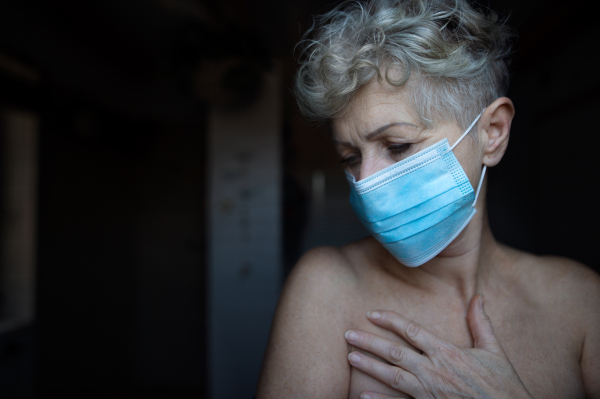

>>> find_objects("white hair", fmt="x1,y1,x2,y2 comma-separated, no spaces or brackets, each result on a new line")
294,0,513,130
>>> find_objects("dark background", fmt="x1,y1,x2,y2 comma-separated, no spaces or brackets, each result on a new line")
0,0,598,398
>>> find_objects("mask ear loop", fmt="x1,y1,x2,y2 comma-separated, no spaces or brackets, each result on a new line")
448,109,487,208
449,110,485,151
472,165,486,207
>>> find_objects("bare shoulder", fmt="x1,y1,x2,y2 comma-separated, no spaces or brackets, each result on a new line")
540,255,600,297
502,247,600,392
505,247,600,343
282,237,378,296
506,247,600,307
256,246,359,399
286,245,360,293
517,253,600,398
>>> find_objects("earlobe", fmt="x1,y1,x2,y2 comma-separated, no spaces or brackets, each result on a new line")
481,97,515,167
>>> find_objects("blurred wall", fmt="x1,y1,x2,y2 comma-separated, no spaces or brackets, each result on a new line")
1,1,210,397
207,67,282,399
38,95,207,397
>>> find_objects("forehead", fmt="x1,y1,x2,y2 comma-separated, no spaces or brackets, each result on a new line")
332,78,421,135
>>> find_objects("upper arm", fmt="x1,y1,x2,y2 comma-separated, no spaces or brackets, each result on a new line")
256,247,357,399
579,268,600,398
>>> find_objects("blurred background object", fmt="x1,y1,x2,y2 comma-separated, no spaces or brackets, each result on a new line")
0,0,598,398
207,66,282,399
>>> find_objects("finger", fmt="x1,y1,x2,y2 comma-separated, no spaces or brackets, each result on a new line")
359,392,408,399
467,294,504,355
348,351,425,397
367,310,446,356
345,330,425,373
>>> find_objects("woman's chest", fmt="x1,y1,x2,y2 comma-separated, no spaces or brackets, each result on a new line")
346,296,584,399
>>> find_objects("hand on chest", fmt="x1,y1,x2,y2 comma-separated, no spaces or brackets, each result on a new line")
347,308,472,399
346,303,583,399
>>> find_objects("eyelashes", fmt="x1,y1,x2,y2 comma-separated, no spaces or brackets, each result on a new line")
388,143,411,156
340,143,412,165
340,156,359,166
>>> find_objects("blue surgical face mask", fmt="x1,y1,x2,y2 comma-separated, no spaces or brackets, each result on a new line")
346,112,486,267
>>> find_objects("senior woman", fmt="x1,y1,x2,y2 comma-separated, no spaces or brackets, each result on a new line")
256,0,600,397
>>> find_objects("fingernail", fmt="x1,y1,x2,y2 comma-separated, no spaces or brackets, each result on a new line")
345,330,358,342
479,294,484,307
348,352,361,364
367,311,381,320
361,394,372,399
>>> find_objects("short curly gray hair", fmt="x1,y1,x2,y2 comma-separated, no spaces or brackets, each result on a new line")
294,0,513,130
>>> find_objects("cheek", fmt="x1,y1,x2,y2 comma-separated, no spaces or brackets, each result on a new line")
454,143,485,189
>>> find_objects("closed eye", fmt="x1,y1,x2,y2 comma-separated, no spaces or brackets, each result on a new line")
340,155,360,166
388,143,411,156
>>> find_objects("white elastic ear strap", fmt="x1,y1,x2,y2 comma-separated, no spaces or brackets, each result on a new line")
447,109,487,207
472,165,486,207
450,110,485,151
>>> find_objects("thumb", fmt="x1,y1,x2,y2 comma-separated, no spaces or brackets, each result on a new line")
467,294,504,355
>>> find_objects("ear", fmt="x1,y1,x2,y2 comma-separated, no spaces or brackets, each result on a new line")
480,97,515,167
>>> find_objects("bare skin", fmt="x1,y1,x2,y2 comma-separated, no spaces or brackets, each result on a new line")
255,78,600,398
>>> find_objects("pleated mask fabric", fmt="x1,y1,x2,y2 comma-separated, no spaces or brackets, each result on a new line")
346,112,486,267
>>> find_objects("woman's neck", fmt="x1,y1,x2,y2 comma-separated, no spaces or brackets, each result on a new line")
383,207,502,305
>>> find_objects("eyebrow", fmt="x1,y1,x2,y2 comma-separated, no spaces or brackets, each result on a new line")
333,122,418,145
